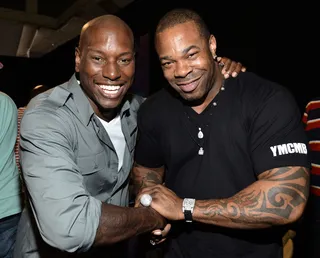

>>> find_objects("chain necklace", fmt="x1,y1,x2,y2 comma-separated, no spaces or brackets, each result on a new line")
183,80,225,156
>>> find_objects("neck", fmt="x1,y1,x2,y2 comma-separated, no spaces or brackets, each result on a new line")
89,99,119,122
97,108,118,122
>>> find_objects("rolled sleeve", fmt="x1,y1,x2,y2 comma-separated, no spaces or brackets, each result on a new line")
20,110,101,252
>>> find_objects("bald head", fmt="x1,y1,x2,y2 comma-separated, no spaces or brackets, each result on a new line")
79,15,134,51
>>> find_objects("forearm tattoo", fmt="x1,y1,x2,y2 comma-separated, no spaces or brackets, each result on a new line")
197,167,309,225
132,163,163,193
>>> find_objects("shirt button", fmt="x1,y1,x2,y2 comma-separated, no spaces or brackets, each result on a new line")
213,102,217,106
221,87,225,91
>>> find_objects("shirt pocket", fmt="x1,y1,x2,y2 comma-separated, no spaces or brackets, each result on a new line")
77,151,110,196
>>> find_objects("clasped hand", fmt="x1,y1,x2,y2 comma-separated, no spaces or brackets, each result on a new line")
135,184,184,244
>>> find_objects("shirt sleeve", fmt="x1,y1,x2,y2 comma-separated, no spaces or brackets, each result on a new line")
134,103,164,168
249,89,310,175
20,109,101,252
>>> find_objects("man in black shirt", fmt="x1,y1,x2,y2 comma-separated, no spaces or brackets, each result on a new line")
132,8,310,258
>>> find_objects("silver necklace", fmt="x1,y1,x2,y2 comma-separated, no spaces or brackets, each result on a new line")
183,80,225,156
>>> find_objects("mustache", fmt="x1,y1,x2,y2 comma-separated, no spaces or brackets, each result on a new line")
175,76,200,85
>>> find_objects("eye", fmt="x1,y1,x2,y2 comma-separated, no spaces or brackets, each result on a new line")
162,62,172,67
119,58,131,65
188,52,198,59
92,56,104,63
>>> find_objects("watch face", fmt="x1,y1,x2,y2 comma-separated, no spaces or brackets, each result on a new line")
186,199,193,206
184,198,195,209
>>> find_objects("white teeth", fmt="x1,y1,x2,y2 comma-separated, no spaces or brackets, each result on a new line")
98,85,121,91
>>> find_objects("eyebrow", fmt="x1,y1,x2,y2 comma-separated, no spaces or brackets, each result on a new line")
159,45,200,61
87,47,134,57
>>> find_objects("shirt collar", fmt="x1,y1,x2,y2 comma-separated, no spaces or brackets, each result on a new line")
66,74,131,126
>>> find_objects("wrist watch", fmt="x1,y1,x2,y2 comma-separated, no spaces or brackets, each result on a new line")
182,198,195,223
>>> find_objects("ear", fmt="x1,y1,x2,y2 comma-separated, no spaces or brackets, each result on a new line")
208,35,217,59
75,47,81,72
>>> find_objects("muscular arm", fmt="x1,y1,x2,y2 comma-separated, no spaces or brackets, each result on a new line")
131,162,165,196
21,111,165,252
94,203,165,245
193,166,309,229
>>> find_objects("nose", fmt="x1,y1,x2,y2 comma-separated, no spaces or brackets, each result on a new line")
102,62,121,80
174,61,192,78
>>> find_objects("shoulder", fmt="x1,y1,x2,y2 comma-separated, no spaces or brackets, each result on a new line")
22,83,74,132
124,93,146,113
233,72,291,98
0,92,17,124
139,88,176,116
0,91,17,111
232,72,297,111
26,81,69,113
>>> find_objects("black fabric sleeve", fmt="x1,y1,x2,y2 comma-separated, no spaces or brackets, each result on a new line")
134,105,164,168
249,89,310,175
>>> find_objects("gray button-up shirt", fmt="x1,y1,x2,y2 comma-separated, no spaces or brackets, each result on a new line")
14,75,144,257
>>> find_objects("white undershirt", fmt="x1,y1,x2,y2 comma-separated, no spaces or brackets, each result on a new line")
97,115,125,171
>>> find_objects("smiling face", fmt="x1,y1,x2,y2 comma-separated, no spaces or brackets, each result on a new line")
155,21,219,104
75,16,135,118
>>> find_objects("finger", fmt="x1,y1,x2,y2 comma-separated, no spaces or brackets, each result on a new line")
221,59,231,75
231,62,242,77
227,61,237,77
241,66,247,72
154,238,167,245
150,238,167,246
217,57,225,70
161,223,171,237
152,229,162,235
135,188,153,203
151,230,163,243
134,200,142,208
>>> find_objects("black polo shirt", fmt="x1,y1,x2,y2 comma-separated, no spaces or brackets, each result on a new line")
135,72,309,258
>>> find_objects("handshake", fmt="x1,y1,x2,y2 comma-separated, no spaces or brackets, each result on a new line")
135,185,186,246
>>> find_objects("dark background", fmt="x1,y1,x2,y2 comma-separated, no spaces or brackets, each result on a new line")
0,0,316,112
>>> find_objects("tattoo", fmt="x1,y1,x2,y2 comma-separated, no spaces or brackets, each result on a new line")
131,163,163,194
198,167,309,225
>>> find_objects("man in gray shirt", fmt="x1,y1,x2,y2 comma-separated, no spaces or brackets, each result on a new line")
14,14,244,258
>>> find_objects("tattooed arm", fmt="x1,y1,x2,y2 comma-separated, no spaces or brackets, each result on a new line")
137,166,309,229
192,166,309,229
131,162,165,197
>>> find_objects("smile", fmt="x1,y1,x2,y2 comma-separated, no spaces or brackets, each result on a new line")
176,78,201,93
98,85,121,94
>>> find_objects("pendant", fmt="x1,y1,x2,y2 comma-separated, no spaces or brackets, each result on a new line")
198,128,204,139
198,147,204,155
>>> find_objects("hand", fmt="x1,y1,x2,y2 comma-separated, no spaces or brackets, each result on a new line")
150,223,171,245
136,184,184,221
217,56,246,78
134,193,167,230
147,206,168,230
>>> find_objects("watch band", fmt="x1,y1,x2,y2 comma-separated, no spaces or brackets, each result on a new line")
182,198,195,223
184,209,193,223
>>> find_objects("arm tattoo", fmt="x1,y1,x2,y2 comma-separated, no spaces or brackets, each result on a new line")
196,167,309,227
131,163,163,195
